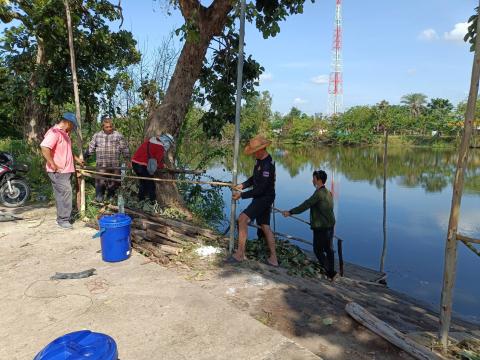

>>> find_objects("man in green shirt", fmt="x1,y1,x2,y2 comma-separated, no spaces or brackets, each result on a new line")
282,170,337,280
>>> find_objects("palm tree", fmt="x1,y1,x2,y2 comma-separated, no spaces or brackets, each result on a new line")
401,93,428,118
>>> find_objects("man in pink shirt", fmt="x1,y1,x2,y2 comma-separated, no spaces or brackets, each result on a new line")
40,112,84,229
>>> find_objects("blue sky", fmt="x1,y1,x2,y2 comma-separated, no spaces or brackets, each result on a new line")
119,0,477,115
1,1,476,115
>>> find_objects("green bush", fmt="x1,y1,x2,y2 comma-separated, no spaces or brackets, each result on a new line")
0,138,53,201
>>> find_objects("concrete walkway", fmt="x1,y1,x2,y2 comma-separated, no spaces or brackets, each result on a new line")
0,206,320,360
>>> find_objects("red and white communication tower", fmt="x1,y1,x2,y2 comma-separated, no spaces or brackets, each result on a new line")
328,0,343,116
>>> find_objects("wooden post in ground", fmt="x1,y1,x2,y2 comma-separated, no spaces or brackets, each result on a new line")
380,129,388,273
439,3,480,350
64,0,85,214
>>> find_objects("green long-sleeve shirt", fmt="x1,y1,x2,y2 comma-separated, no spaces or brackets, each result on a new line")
289,186,335,229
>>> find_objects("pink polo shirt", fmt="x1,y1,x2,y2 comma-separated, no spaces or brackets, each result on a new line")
40,125,75,173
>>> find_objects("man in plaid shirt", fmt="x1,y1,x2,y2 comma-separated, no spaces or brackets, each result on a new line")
85,116,130,202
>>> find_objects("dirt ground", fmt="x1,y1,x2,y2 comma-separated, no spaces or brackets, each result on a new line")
0,205,320,360
167,240,479,360
1,204,478,360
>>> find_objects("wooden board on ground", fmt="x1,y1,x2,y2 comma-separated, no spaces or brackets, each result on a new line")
345,302,444,360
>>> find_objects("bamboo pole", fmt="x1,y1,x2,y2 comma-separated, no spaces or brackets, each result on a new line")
81,165,206,175
439,4,480,350
271,207,345,243
229,0,246,254
456,233,480,244
380,130,388,273
248,223,312,246
64,0,85,214
78,168,233,187
460,240,480,257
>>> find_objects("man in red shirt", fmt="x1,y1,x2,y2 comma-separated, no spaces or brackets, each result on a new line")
40,112,84,229
132,134,174,201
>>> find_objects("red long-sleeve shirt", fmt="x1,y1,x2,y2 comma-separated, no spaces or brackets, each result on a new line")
132,140,165,168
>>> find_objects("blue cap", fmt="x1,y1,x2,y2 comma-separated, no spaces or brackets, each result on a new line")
62,112,78,129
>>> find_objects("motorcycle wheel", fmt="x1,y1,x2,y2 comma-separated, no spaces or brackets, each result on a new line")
0,179,30,207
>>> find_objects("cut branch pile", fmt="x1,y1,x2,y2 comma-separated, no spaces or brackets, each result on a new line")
106,205,222,263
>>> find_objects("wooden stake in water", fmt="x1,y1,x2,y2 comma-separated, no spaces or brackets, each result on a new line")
439,3,480,350
229,0,246,254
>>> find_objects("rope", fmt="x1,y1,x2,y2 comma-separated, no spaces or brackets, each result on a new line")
78,168,234,188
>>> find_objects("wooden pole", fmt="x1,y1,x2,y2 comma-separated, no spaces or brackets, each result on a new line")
380,130,388,273
78,169,233,187
439,4,480,350
64,0,85,214
229,0,246,254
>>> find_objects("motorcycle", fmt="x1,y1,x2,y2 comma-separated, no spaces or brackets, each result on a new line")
0,152,30,207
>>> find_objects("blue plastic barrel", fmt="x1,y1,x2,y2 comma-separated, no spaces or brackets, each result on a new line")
34,330,118,360
98,214,132,262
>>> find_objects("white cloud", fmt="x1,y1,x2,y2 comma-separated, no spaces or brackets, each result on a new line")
311,75,329,85
418,28,438,41
259,72,273,82
444,22,469,42
293,97,308,105
407,68,417,75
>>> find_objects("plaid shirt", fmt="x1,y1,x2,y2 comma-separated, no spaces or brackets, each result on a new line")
86,130,130,167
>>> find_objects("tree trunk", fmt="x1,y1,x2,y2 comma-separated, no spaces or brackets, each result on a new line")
145,0,233,207
24,36,48,143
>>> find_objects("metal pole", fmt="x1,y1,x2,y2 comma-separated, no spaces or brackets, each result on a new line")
229,0,246,254
439,3,480,350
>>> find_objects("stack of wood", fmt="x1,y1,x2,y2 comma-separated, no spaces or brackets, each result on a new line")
106,205,223,264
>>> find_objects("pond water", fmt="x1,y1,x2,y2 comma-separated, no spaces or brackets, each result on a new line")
203,145,480,322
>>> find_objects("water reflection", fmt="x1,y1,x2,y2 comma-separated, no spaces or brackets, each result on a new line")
195,145,480,320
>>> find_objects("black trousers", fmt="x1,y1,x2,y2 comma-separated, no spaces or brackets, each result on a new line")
95,168,120,200
132,163,156,201
313,227,336,278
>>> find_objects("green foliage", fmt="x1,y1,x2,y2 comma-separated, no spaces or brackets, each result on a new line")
465,7,479,52
197,30,263,138
178,177,225,227
239,91,272,139
246,238,323,278
401,93,428,118
0,138,52,200
330,106,377,144
0,0,140,132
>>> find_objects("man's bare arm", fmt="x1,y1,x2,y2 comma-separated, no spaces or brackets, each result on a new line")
40,146,58,171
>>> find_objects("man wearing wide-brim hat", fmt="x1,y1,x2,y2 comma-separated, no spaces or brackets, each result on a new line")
229,135,278,266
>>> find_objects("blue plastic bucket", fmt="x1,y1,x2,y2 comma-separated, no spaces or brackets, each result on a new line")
98,214,132,262
34,330,118,360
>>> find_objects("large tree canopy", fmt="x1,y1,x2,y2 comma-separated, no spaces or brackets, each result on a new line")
147,0,314,138
0,0,140,141
143,0,314,205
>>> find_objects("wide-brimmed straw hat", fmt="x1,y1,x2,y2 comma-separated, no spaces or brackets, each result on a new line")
244,135,271,155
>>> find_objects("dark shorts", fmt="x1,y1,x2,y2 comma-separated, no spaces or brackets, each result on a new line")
242,197,274,226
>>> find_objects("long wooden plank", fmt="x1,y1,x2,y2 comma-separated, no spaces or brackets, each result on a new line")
111,205,219,240
345,302,444,360
146,228,187,247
